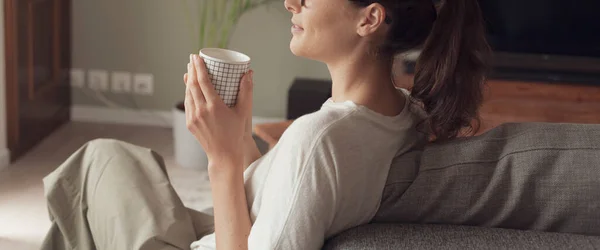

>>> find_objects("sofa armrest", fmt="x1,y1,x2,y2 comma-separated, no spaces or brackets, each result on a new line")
374,122,600,236
323,224,600,250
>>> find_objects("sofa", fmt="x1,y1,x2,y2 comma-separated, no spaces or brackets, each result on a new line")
323,122,600,249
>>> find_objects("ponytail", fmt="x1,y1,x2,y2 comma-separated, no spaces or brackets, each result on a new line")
412,0,491,141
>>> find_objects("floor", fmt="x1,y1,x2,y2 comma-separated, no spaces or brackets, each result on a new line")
0,122,268,250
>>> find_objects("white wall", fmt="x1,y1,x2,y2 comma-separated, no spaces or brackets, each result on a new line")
0,1,9,169
70,1,331,119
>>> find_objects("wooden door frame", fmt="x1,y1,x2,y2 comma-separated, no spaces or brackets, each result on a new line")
3,0,72,161
0,0,8,167
3,0,18,161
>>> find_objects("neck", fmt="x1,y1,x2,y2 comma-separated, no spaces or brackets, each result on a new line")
326,51,405,117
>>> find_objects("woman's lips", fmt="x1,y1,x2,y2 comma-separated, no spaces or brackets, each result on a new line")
292,24,304,33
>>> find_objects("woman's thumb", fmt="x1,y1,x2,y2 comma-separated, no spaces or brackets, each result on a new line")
236,70,254,114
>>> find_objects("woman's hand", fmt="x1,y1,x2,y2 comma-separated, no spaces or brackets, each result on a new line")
184,54,254,172
184,54,254,249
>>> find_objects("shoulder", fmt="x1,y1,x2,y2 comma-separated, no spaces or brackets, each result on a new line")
281,108,358,149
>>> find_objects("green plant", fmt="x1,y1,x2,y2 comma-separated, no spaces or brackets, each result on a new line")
182,0,278,49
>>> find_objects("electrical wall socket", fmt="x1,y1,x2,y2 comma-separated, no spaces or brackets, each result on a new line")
70,69,85,88
88,70,109,91
111,71,132,93
133,73,154,96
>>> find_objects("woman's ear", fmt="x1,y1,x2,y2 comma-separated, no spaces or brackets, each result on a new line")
356,3,387,37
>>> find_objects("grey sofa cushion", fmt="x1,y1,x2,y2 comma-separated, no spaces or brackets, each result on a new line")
323,224,600,250
373,122,600,235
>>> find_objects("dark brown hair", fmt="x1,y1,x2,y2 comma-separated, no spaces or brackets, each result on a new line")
349,0,492,141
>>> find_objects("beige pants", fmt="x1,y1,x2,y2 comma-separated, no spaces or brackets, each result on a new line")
40,139,214,250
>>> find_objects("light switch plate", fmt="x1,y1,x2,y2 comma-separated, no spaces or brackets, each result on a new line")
133,73,154,96
88,70,109,91
70,68,85,88
112,71,132,93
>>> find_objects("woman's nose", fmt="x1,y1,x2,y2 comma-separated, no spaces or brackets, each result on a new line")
284,0,300,13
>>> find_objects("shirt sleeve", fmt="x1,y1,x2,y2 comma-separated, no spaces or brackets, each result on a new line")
247,126,339,250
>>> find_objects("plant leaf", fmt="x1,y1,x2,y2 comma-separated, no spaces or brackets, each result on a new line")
184,0,279,49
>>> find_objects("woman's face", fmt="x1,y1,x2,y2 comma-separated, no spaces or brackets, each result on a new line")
284,0,362,63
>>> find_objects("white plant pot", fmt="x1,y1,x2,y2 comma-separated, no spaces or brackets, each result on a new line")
173,102,208,170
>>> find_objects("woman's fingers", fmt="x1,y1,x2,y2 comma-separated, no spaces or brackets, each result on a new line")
184,64,195,125
192,55,219,105
183,73,188,84
235,70,254,116
188,55,206,105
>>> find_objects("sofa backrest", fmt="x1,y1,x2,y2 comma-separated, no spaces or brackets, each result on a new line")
373,122,600,236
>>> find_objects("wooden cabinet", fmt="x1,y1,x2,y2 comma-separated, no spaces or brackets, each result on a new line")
475,80,600,134
394,72,600,135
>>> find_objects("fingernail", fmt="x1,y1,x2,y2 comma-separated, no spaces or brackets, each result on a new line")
189,54,193,62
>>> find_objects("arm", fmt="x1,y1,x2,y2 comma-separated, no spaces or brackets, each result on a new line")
208,160,252,250
206,90,256,249
243,137,262,168
242,109,262,169
207,132,259,250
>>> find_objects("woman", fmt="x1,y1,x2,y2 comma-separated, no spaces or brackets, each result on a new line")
41,0,490,249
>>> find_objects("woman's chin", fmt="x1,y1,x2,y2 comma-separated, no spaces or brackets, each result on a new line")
289,40,309,58
289,45,301,57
